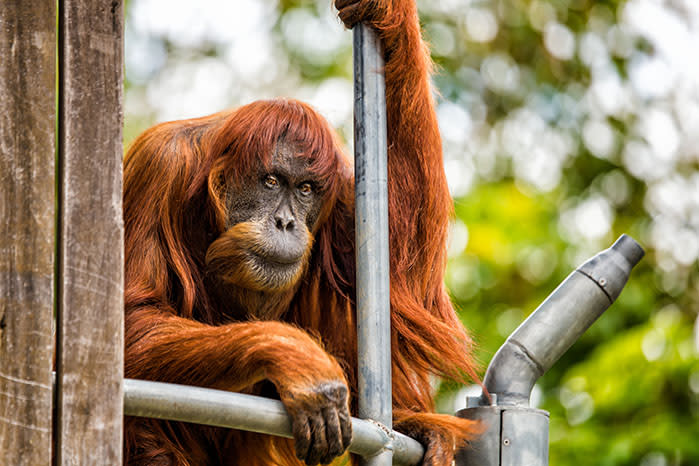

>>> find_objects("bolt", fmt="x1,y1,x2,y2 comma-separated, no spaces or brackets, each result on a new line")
599,277,607,286
503,438,510,446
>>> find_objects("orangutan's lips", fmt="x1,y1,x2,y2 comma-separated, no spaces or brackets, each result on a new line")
251,250,302,266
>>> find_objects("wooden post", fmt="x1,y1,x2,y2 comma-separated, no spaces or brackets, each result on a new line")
0,2,56,465
55,0,124,463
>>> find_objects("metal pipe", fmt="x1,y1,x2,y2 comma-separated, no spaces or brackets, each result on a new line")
353,22,393,466
123,379,423,464
456,235,644,466
482,234,645,406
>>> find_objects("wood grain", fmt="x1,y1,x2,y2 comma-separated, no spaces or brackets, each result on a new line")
56,0,124,463
0,2,56,465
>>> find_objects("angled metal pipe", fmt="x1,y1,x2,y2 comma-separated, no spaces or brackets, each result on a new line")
456,235,644,466
123,379,424,464
482,234,645,406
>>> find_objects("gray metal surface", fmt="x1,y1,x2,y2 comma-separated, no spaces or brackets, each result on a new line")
456,406,549,466
123,379,423,464
500,409,549,466
353,22,393,466
482,234,644,406
455,407,501,466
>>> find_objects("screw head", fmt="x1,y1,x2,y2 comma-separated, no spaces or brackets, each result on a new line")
503,438,510,446
599,277,607,286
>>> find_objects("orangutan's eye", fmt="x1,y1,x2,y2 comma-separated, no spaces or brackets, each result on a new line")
298,182,313,196
264,175,279,189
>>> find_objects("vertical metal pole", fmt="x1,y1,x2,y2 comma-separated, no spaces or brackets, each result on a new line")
353,23,392,466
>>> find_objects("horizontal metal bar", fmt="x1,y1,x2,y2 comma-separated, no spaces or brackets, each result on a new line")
123,379,424,465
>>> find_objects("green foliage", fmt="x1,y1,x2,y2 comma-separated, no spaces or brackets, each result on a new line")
426,1,699,463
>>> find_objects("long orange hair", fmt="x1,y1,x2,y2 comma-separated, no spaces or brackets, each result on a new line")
123,0,481,463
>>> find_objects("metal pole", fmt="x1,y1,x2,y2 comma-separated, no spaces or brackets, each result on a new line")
123,379,423,464
353,22,392,466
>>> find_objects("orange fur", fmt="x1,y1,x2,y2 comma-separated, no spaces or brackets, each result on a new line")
123,1,480,464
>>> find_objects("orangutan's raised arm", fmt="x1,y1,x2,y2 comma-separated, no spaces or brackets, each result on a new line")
338,0,452,289
334,1,482,463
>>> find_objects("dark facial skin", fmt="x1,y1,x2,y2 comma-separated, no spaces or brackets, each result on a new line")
207,141,324,320
227,142,321,233
225,141,323,263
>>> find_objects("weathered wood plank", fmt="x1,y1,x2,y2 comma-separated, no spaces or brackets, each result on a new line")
0,2,56,465
56,0,124,464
